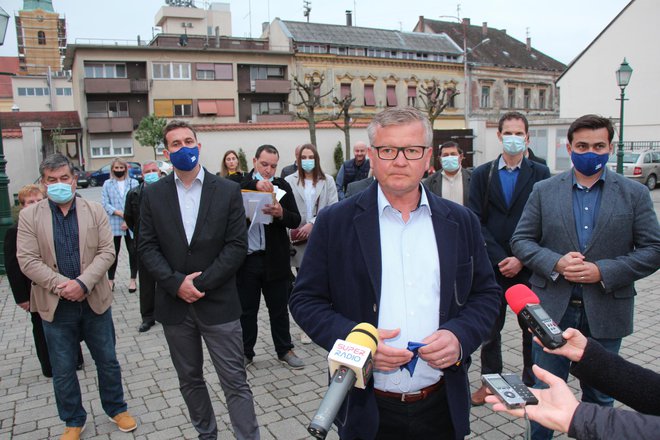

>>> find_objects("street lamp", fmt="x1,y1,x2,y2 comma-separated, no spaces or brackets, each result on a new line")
0,6,12,275
615,58,633,175
464,37,490,127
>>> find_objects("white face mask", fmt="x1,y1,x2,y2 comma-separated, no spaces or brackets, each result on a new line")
502,135,527,155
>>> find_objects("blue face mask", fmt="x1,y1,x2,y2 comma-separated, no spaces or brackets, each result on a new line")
169,146,199,172
571,152,609,176
254,171,274,182
502,135,527,155
301,159,315,172
47,182,74,204
144,172,160,184
441,156,460,172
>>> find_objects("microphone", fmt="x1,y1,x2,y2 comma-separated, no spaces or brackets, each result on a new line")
308,323,379,439
505,284,566,349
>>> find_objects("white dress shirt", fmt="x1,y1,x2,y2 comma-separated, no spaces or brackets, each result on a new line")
174,166,204,244
373,184,442,393
441,168,464,206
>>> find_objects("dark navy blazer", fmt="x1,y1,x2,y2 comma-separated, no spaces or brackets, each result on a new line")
290,181,501,439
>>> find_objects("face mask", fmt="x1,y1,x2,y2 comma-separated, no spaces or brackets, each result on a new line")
144,172,160,184
571,152,609,176
441,156,460,172
113,170,126,178
254,171,274,182
47,182,74,204
301,159,315,172
502,135,527,155
169,146,199,171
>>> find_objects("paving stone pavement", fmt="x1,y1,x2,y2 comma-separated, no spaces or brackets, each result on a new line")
1,187,658,439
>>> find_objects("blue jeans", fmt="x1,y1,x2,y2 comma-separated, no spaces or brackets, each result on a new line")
530,302,621,440
42,300,127,427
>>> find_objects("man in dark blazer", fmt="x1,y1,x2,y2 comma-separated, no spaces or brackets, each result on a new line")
345,175,375,198
290,107,500,440
468,111,551,403
239,144,303,369
424,141,472,206
138,120,259,440
511,114,660,440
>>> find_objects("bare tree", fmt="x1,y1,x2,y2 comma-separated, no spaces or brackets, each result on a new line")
332,93,356,160
292,74,334,146
418,80,460,127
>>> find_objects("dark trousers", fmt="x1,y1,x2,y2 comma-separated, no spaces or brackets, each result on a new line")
138,259,156,323
375,385,457,440
108,235,138,280
237,253,293,359
479,274,534,386
30,311,83,377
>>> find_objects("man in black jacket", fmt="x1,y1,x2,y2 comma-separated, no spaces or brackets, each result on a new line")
239,144,303,369
468,111,551,403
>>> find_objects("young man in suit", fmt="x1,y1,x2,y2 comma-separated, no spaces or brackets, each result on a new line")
17,153,136,440
424,141,472,206
138,121,259,440
289,107,501,440
239,144,303,369
511,114,660,440
468,111,551,403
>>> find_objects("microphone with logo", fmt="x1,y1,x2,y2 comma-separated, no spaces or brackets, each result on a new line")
505,284,566,349
308,322,379,439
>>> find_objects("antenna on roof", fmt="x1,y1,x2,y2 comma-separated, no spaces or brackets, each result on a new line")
303,0,312,22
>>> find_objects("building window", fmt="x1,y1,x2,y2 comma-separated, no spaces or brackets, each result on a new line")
481,86,491,108
196,65,215,80
198,99,235,116
251,101,283,115
152,62,191,80
446,88,456,108
407,86,417,106
523,88,531,109
539,89,546,109
386,85,397,107
38,31,46,45
507,87,516,108
56,87,72,96
340,83,351,99
364,84,375,106
249,65,285,81
17,87,50,96
88,101,129,118
84,63,127,79
90,137,133,158
154,99,193,117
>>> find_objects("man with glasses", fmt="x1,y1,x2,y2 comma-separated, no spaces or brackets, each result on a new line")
290,107,500,440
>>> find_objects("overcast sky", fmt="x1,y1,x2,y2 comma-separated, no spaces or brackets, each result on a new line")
0,0,631,65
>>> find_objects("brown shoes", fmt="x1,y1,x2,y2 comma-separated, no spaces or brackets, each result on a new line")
60,425,84,440
109,411,138,432
471,384,489,406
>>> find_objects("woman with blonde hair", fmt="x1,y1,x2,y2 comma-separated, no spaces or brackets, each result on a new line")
220,150,245,183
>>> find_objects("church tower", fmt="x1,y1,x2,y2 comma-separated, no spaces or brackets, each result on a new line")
15,0,67,75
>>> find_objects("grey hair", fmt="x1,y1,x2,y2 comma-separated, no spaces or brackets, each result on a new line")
39,153,74,178
367,106,433,147
142,160,158,168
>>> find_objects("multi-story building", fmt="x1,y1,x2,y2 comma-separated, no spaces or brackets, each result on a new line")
14,0,66,75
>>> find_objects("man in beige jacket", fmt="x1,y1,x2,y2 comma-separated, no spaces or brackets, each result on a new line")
17,153,137,440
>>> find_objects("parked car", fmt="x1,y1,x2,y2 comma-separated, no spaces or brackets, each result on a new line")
156,160,173,176
88,161,142,187
607,149,660,190
74,166,90,188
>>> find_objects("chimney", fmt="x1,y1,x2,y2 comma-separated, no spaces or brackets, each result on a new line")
482,22,488,36
419,15,425,31
346,10,352,27
462,18,470,26
501,29,506,34
262,21,269,33
526,37,531,51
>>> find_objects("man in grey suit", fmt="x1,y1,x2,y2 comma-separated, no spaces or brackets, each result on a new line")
511,114,660,440
423,141,471,205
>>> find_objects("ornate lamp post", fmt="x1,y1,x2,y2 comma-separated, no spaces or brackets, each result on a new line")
0,6,13,274
615,58,633,175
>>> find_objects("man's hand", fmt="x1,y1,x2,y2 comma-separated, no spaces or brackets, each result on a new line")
536,327,588,362
563,261,601,284
418,329,461,369
177,272,205,303
114,210,124,218
262,202,283,219
255,180,274,192
120,222,128,231
56,279,86,302
498,256,524,278
296,223,313,240
373,328,413,371
17,301,30,312
554,252,585,275
485,365,579,434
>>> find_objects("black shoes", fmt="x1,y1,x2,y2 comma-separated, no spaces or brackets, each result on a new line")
138,321,155,332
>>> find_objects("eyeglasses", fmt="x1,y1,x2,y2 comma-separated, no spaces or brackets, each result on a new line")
372,146,428,160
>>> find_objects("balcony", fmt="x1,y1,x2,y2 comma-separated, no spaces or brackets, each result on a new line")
130,79,149,93
84,78,148,94
253,79,291,94
87,117,134,133
253,114,294,123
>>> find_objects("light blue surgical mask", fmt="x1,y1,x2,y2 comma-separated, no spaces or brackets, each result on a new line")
254,171,273,182
301,159,315,172
144,172,160,184
441,156,460,172
502,135,527,155
47,182,74,204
